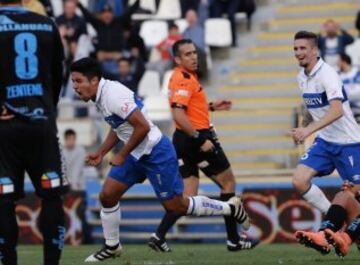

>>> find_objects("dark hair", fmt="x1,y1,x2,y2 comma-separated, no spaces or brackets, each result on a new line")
294,31,318,47
64,129,76,138
168,22,178,31
70,57,102,80
339,52,352,65
172,39,194,56
118,57,131,64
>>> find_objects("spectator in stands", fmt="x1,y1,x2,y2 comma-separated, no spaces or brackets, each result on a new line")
337,53,360,120
62,129,93,243
117,57,144,95
76,0,139,79
63,129,87,191
147,23,182,79
237,0,256,31
210,0,239,46
88,0,124,17
56,0,87,49
180,0,200,18
122,22,148,62
318,19,354,69
22,0,46,15
56,0,87,91
183,8,208,78
356,11,360,37
38,0,53,17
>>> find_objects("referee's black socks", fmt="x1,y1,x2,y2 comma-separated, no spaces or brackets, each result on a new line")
0,198,18,265
220,193,240,244
39,197,65,265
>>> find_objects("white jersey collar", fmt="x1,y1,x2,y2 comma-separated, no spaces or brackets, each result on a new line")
303,58,324,78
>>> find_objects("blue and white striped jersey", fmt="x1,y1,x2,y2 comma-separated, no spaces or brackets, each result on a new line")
297,58,360,144
95,78,162,159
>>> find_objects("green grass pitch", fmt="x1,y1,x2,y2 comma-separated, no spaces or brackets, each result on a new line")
18,244,359,265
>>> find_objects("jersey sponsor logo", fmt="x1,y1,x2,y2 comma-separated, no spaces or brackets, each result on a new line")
0,177,14,194
303,91,328,108
41,172,60,189
6,83,43,99
175,89,189,97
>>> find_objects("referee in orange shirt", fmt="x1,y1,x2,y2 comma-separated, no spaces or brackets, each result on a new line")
148,39,259,252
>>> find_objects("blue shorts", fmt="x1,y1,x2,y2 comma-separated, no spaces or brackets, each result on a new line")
108,136,184,201
299,137,360,184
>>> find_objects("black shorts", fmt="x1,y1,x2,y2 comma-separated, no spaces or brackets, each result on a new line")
0,118,69,200
173,128,230,179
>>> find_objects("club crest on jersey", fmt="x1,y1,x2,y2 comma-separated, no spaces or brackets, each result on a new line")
41,172,60,189
0,177,14,194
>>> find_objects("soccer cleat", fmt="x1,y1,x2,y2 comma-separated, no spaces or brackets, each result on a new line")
84,244,122,262
148,233,171,252
227,196,251,230
356,239,360,252
324,229,352,257
295,230,331,255
227,236,260,251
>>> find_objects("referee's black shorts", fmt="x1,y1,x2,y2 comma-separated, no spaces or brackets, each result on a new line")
0,118,69,200
173,128,230,179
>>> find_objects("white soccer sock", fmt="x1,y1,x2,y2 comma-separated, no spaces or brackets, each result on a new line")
187,195,231,216
100,203,121,247
302,184,331,214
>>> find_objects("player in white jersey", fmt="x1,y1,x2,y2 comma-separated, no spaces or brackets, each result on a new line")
70,58,250,262
291,31,360,214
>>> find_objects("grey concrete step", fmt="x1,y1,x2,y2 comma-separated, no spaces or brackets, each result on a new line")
268,21,354,32
275,2,359,19
221,139,294,150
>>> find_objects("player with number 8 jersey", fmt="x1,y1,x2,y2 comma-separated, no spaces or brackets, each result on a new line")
0,1,68,265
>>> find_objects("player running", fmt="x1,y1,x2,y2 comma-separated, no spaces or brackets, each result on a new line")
70,57,250,262
291,31,360,215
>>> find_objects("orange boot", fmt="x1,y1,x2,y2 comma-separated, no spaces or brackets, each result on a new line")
324,229,352,257
295,230,331,255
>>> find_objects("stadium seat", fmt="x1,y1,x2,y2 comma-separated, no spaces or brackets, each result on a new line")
139,20,168,47
130,0,157,20
205,18,232,47
161,70,174,95
143,94,171,122
154,0,181,20
346,38,360,67
137,70,161,98
129,0,157,13
175,19,189,34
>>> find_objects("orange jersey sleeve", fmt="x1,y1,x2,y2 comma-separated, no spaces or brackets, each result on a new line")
168,70,195,108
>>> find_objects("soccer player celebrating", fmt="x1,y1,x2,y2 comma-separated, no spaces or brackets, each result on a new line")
291,31,360,214
70,57,250,262
0,1,67,265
